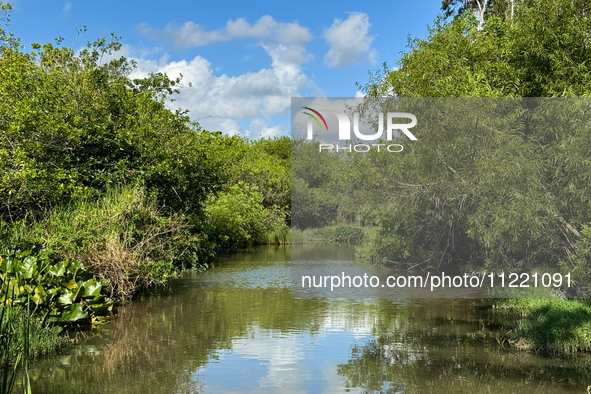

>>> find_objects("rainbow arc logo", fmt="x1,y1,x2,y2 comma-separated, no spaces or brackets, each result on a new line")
302,107,328,131
300,106,417,141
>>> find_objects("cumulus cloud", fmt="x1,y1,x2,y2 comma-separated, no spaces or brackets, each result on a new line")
123,15,321,138
225,15,312,45
130,43,313,120
198,117,242,136
138,21,225,47
92,43,164,66
138,15,312,48
323,12,377,68
117,40,316,138
246,118,287,138
196,117,286,139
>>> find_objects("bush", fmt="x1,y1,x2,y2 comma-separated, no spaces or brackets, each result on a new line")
264,221,290,245
331,226,366,243
2,186,201,300
289,228,314,244
0,33,224,223
203,183,269,250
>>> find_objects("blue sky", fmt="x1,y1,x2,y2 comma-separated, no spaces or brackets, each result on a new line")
7,0,442,138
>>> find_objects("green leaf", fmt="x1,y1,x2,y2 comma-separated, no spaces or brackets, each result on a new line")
32,291,47,305
83,278,102,297
18,256,37,279
48,262,66,277
57,290,74,305
18,250,32,258
68,260,85,274
64,278,77,290
58,303,88,322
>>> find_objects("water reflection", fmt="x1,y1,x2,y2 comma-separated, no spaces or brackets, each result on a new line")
27,245,590,393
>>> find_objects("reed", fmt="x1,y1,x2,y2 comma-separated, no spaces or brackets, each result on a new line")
0,273,31,394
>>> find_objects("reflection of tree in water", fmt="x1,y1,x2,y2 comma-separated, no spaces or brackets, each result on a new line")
26,283,329,394
337,306,591,394
22,245,591,393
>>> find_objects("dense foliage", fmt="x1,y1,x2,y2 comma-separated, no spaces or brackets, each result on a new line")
360,0,591,287
0,4,291,381
0,1,290,312
365,0,591,98
291,0,591,300
289,0,591,356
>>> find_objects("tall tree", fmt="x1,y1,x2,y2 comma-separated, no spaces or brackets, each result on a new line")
354,0,591,289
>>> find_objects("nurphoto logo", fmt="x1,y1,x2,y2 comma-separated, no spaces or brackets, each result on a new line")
300,106,417,152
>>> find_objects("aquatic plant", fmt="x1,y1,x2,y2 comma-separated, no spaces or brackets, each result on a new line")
0,250,113,325
0,262,31,394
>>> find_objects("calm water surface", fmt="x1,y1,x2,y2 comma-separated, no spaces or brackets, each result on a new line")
28,245,591,393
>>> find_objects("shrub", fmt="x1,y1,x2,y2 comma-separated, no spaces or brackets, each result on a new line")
2,186,201,300
0,31,224,223
289,228,314,244
331,226,366,243
264,221,290,245
203,183,268,250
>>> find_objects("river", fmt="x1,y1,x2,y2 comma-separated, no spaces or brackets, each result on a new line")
27,244,591,393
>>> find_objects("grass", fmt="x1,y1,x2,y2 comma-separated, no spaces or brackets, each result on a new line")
1,292,62,394
290,226,374,244
489,296,591,355
0,307,68,361
1,186,196,301
264,222,291,245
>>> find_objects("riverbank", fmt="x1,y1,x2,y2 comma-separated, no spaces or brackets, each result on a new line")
22,245,591,394
291,225,372,244
0,23,292,373
487,297,591,355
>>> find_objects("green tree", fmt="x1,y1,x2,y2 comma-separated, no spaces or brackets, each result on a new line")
353,0,591,284
0,25,223,222
366,0,591,98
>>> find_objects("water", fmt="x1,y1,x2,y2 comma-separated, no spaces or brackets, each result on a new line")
28,245,591,393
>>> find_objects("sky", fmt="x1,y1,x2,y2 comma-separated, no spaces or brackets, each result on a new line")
6,0,443,138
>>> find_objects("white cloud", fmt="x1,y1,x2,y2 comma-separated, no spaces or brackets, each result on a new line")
246,118,287,138
62,2,72,14
92,43,163,66
138,21,225,47
196,117,286,139
110,16,320,138
138,15,312,48
121,41,315,138
158,52,170,67
198,117,242,136
323,12,377,68
225,15,312,45
130,43,313,119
